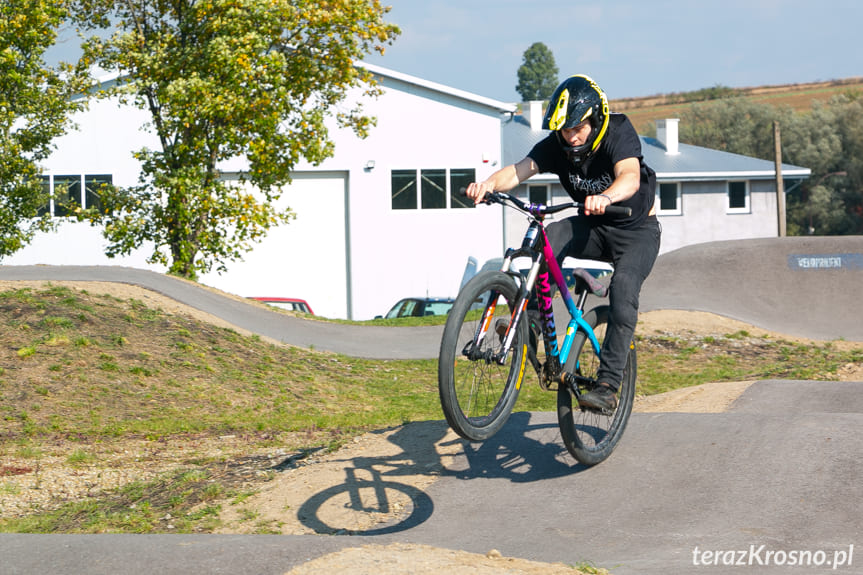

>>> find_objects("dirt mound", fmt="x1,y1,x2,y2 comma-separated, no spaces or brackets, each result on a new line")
283,543,597,575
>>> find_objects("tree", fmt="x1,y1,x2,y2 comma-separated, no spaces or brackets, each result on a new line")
0,1,88,259
830,93,863,233
72,0,399,278
671,93,863,236
516,42,558,102
677,98,786,159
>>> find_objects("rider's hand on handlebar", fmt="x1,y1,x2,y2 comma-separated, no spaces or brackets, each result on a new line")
583,193,612,216
465,181,496,204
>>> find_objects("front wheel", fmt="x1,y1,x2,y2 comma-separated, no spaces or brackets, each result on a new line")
438,271,528,441
557,306,636,466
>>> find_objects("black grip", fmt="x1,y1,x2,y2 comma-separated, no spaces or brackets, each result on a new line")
605,205,632,217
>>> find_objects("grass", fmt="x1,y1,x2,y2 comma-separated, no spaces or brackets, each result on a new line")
635,333,862,395
0,286,446,441
0,284,861,534
5,467,227,533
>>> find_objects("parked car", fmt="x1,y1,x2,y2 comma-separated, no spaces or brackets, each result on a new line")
517,266,612,291
248,297,314,315
381,297,455,319
466,257,612,293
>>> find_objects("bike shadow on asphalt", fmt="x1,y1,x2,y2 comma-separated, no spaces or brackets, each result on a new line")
293,415,586,536
440,411,590,482
293,420,451,536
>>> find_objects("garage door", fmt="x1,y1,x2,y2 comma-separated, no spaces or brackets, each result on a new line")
202,171,349,319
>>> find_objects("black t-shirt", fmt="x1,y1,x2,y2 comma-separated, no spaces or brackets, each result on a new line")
527,113,656,229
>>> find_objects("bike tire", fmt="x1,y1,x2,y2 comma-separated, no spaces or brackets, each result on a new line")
556,306,636,466
438,271,528,441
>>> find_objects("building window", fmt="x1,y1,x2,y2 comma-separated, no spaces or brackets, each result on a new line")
727,180,749,213
85,174,112,214
52,175,82,217
392,168,477,210
657,182,681,215
37,176,51,217
450,168,476,208
35,174,114,217
391,169,417,210
421,169,446,209
528,184,548,205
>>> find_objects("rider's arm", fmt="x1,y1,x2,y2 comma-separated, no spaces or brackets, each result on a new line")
465,157,539,204
583,157,641,215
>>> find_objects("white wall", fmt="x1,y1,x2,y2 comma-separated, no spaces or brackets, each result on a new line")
320,79,509,319
4,97,163,270
44,97,156,188
658,180,778,254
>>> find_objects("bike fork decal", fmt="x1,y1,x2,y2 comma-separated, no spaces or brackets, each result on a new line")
476,297,498,345
516,344,526,390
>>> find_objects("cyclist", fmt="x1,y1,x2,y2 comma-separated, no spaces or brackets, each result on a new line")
465,74,661,411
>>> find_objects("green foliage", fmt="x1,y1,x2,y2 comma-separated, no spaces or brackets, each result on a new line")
672,93,863,235
677,98,786,158
0,0,89,259
515,42,559,102
71,0,399,278
663,84,737,105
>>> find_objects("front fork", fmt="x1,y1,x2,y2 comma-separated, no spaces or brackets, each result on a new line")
495,259,562,384
495,227,593,391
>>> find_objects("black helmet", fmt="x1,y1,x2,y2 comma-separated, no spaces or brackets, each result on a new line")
542,74,609,164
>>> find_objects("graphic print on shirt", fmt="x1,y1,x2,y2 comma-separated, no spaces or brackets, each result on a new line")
569,172,614,196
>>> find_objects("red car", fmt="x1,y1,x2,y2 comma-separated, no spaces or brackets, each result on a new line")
248,297,314,315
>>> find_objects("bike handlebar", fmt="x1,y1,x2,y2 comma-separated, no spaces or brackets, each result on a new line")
480,191,633,218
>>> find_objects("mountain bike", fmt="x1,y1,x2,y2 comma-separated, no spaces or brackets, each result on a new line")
438,191,636,466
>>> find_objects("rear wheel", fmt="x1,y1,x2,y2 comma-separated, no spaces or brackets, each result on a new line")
438,271,528,441
557,306,636,465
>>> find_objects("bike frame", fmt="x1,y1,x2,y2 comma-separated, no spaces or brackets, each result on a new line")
472,194,601,381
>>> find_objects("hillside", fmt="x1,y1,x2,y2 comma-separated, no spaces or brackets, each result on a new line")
609,77,863,132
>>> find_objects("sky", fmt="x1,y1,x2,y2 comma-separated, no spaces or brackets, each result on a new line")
362,0,863,103
46,0,862,104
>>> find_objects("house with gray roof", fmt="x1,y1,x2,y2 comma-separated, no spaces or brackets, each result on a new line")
504,103,811,255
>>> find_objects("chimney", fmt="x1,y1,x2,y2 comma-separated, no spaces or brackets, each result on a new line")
528,100,544,131
656,118,680,155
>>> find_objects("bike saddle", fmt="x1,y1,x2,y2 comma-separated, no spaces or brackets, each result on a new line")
572,268,608,298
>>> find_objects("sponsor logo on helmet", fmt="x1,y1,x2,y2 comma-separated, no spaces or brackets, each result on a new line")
548,89,569,131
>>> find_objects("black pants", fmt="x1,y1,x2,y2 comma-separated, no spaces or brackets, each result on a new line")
545,215,661,390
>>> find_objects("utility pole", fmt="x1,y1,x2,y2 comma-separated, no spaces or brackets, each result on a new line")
774,121,786,237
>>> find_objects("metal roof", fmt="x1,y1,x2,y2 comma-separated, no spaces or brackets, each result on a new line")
358,61,517,114
503,116,811,182
94,63,518,115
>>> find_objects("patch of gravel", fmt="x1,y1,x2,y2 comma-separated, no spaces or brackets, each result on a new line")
283,542,599,575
